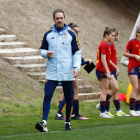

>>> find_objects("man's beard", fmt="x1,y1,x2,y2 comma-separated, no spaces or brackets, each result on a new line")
56,23,64,29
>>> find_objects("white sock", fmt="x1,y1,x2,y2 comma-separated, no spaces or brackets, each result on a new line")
42,120,47,125
65,122,70,125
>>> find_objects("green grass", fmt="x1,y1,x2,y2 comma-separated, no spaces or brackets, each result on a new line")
0,99,140,140
0,114,140,140
0,58,136,140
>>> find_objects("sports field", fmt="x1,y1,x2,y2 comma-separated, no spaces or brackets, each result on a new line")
0,101,140,140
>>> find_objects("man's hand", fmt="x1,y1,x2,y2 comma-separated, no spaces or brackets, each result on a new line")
47,51,54,57
89,59,93,65
73,69,79,78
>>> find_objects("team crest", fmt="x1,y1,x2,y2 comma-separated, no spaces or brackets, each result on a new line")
136,45,139,47
131,69,134,73
62,33,67,41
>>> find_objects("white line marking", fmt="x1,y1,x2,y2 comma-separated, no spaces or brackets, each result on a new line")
0,123,140,139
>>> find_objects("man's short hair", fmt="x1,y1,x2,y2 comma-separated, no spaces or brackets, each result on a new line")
53,9,65,18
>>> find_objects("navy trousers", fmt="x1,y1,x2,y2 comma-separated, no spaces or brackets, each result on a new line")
42,80,73,122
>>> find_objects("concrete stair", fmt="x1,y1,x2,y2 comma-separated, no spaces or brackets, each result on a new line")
0,28,101,101
4,55,46,65
78,92,101,100
0,48,39,57
0,35,17,42
0,42,27,49
13,64,46,72
0,28,5,35
56,85,93,93
25,72,46,80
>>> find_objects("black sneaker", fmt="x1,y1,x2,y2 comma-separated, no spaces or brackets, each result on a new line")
35,122,48,132
75,115,89,120
71,114,89,120
65,123,72,131
55,114,66,120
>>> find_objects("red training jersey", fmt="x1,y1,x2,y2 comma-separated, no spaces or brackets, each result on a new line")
110,43,117,72
126,38,140,71
96,40,111,73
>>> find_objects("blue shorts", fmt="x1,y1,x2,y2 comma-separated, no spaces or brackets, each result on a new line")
96,70,112,81
128,66,140,79
111,69,117,80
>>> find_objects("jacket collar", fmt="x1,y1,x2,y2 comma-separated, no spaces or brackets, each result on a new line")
51,23,68,33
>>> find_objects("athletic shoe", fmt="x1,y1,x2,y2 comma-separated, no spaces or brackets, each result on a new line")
106,111,115,117
71,114,89,120
116,111,130,117
100,113,113,118
96,103,100,110
135,111,140,116
55,114,66,120
65,123,72,131
77,115,89,120
35,122,48,132
130,110,139,117
76,115,89,120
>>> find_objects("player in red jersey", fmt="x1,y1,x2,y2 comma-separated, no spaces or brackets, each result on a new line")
123,26,140,117
96,27,119,118
97,29,129,117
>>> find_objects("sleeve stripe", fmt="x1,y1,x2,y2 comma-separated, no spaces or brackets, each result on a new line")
39,38,43,49
39,29,52,50
69,29,81,50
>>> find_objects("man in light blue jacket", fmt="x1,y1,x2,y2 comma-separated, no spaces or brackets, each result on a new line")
35,9,81,132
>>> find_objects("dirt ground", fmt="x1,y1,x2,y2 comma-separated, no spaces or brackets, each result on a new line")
0,0,140,96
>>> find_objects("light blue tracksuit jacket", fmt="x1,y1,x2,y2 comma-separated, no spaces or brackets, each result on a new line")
39,24,81,81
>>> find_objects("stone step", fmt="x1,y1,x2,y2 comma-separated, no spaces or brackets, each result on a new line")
4,55,46,65
77,79,84,85
39,80,46,83
78,85,93,93
78,92,101,100
38,78,83,84
0,35,17,42
56,85,93,93
25,72,46,80
0,48,39,57
0,28,5,35
0,42,27,49
14,63,46,72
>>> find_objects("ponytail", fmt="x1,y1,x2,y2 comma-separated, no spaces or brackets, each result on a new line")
103,27,114,37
